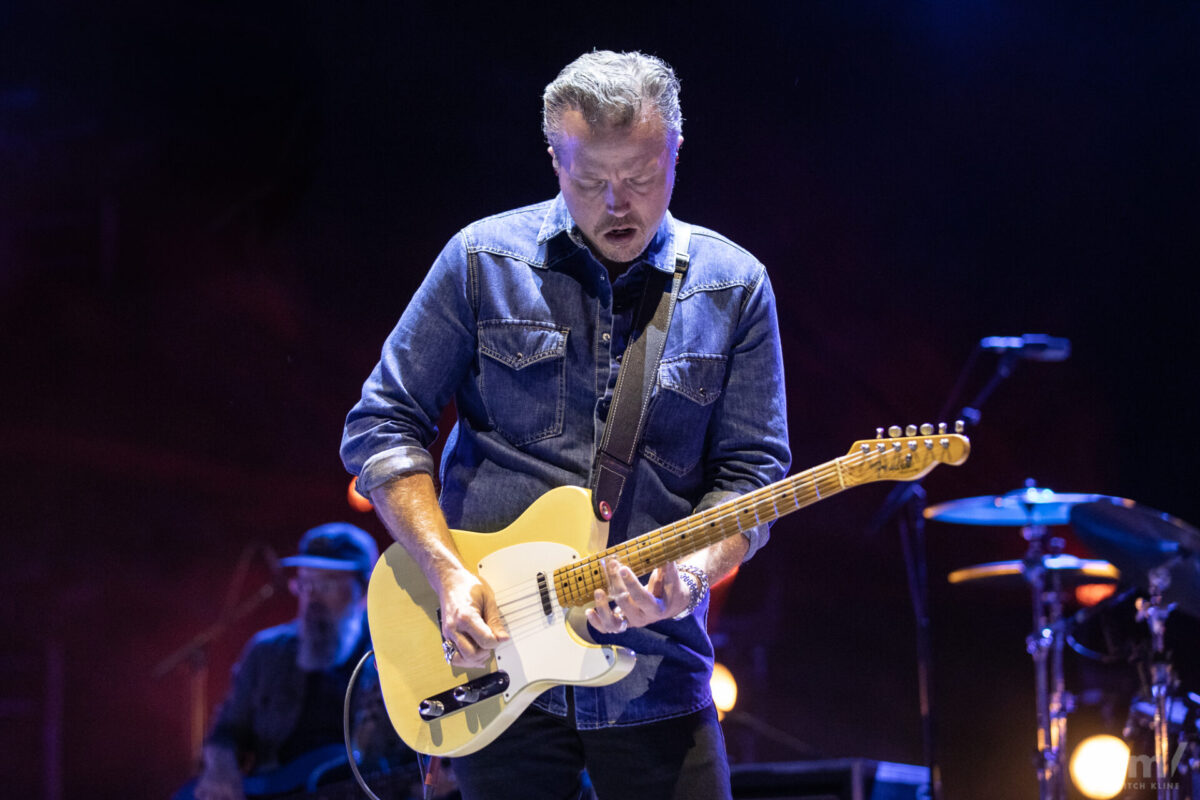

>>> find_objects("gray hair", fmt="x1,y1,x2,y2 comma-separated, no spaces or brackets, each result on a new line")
542,50,682,148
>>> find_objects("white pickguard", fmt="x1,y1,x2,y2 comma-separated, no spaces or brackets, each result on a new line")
477,541,632,701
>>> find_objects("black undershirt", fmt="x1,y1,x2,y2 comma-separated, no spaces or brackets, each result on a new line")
276,658,359,765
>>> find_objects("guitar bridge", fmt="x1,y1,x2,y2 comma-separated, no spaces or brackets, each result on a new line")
418,671,510,720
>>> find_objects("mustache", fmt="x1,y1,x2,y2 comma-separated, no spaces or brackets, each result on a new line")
594,215,642,235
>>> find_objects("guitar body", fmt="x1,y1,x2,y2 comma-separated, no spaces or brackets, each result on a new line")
368,485,637,757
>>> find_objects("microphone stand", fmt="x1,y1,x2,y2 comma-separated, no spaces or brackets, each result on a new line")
152,545,284,760
868,346,1022,800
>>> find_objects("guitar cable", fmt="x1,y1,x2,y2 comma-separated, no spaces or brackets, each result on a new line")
343,648,386,800
344,648,445,800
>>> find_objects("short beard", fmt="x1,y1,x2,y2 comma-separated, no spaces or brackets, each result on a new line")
297,604,342,671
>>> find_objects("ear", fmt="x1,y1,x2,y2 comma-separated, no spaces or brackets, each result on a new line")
675,135,684,162
548,145,560,174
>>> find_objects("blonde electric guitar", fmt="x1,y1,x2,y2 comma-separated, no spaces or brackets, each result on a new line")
368,424,970,756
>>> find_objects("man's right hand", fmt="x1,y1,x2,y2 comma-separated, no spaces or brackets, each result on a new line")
194,746,245,800
368,473,509,668
437,568,508,668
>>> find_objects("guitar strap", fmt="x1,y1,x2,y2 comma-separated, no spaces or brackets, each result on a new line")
589,221,691,521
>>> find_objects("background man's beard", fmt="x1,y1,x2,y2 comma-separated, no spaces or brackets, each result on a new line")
297,606,341,671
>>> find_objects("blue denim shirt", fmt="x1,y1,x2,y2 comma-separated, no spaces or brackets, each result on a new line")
341,195,790,728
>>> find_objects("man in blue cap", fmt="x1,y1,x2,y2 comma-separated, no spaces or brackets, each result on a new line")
186,523,412,800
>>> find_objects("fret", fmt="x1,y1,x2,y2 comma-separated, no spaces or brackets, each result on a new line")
551,432,969,608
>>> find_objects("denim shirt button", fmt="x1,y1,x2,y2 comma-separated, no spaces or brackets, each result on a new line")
601,332,611,343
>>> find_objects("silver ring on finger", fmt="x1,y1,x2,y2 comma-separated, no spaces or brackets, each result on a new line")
442,639,458,664
617,617,629,632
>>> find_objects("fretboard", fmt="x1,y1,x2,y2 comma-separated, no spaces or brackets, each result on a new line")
552,455,849,608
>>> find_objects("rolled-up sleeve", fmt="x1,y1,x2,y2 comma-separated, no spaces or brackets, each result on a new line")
341,234,477,495
700,266,791,561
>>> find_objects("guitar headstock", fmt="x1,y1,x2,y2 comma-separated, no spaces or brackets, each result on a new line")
843,422,971,485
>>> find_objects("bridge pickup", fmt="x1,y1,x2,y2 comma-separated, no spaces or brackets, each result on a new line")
418,671,511,720
536,571,553,617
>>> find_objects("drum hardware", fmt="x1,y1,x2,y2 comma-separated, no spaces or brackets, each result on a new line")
1070,499,1200,619
1127,690,1200,737
1063,584,1141,664
1072,500,1200,800
927,481,1124,800
1141,565,1181,800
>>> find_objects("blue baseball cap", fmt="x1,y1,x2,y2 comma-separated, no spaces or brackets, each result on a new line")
280,522,379,583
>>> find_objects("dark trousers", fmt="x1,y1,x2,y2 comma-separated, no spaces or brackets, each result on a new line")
452,701,731,800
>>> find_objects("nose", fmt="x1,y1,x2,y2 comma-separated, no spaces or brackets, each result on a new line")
604,182,631,216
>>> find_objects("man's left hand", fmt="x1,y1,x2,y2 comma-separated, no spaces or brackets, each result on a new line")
586,558,690,633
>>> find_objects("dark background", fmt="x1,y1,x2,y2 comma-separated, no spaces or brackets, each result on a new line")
2,2,1198,798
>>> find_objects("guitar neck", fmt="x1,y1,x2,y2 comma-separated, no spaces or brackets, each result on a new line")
552,456,846,608
552,428,969,608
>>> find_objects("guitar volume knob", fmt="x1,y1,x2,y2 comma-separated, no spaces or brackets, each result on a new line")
453,686,481,704
419,699,445,719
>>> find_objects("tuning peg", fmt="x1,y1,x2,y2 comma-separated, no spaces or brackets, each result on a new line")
938,422,947,434
905,424,917,436
888,425,902,438
876,427,885,439
920,423,934,435
955,420,965,433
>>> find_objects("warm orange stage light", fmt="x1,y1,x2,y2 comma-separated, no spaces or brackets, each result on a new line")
347,476,374,512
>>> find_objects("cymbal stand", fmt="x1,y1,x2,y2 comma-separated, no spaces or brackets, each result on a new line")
1136,563,1179,800
1023,521,1069,800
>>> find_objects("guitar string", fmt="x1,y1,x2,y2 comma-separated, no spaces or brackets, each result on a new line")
480,442,952,637
489,458,842,609
477,448,916,633
486,442,943,621
560,437,958,604
550,449,873,605
488,458,861,637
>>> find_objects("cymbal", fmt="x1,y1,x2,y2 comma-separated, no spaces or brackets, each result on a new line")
1071,498,1200,556
925,486,1123,526
1071,499,1200,617
948,555,1120,587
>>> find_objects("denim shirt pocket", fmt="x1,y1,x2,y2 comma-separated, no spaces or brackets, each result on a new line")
640,353,728,476
477,319,569,446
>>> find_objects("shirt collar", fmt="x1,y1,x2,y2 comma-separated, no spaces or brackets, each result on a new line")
536,193,677,275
